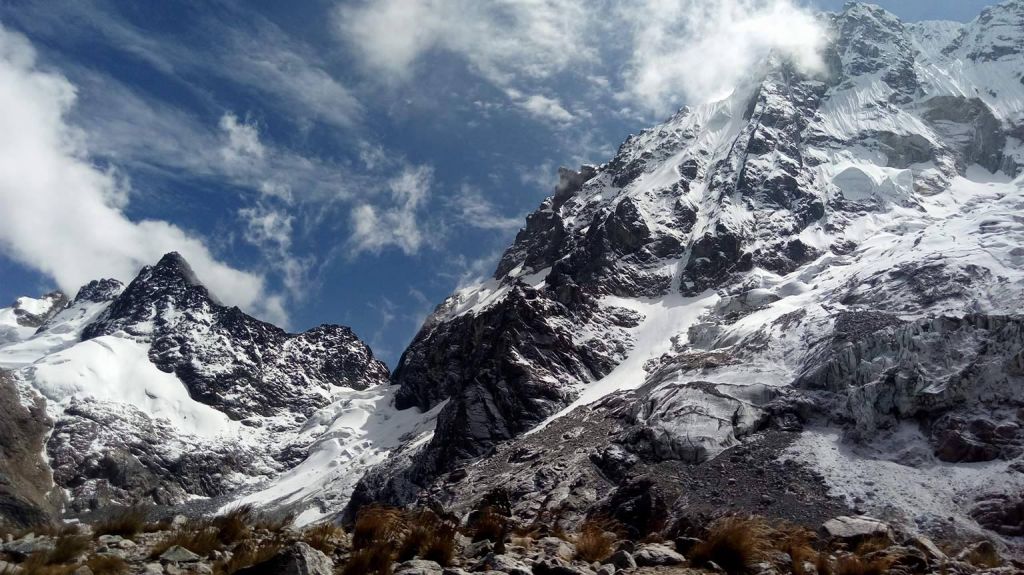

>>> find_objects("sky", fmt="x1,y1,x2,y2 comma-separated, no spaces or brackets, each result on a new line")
0,0,1003,365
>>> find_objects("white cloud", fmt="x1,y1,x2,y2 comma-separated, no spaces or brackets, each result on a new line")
334,0,595,87
0,24,280,322
348,165,434,256
335,0,828,116
453,185,522,231
219,113,265,169
621,0,829,113
518,93,575,123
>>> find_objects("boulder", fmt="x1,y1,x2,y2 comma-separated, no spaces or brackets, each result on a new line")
609,549,636,569
394,559,444,574
822,516,893,542
481,553,532,575
161,545,202,563
633,543,685,566
235,542,333,575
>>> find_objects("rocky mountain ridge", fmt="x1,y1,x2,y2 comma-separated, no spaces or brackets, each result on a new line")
0,252,390,520
0,0,1022,562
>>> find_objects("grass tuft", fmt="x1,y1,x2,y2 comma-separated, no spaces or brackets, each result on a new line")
93,506,149,538
301,522,345,555
689,515,771,575
833,554,890,575
212,538,283,575
395,511,456,566
573,518,617,563
352,506,405,551
340,544,393,575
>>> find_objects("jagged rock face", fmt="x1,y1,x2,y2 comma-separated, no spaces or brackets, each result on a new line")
351,1,1024,544
0,372,60,528
47,398,269,512
0,252,390,517
84,253,389,419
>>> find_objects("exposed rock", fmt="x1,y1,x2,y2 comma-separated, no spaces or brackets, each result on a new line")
632,543,685,567
0,371,59,528
234,542,333,575
393,559,444,575
160,545,202,563
822,516,893,542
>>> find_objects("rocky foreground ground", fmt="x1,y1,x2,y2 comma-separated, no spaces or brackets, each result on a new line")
0,504,1019,575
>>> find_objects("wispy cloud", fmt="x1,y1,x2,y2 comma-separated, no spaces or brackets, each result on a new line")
335,0,828,116
0,24,280,321
348,165,436,257
452,185,523,231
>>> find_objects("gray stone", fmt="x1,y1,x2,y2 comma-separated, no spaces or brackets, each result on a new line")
633,543,685,567
161,545,203,563
394,559,444,574
482,553,532,575
537,537,575,561
3,536,55,559
609,549,636,570
596,565,615,575
822,516,893,541
143,563,163,574
464,538,494,558
234,542,333,575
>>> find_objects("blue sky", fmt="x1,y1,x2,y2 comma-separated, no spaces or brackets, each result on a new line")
0,0,1002,365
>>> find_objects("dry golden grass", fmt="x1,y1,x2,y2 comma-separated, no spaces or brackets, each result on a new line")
961,541,1002,568
212,538,284,575
340,544,394,575
832,554,890,575
773,524,817,575
148,525,223,560
93,506,149,538
13,557,76,575
689,515,772,575
470,506,507,544
301,522,345,555
85,554,129,575
395,511,456,566
46,533,90,564
573,518,617,563
352,506,405,550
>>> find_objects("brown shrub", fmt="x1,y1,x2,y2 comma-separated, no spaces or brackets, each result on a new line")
212,538,283,575
46,533,90,564
93,506,149,538
574,518,616,563
16,553,75,575
85,554,129,575
689,515,772,575
853,535,892,555
961,541,1002,569
395,511,456,566
833,554,890,575
773,524,817,575
148,526,223,560
352,506,405,550
212,506,254,546
470,506,507,544
340,544,393,575
301,522,345,555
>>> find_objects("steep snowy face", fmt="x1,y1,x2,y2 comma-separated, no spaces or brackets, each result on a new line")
0,252,391,513
0,292,68,347
362,1,1024,540
84,252,390,419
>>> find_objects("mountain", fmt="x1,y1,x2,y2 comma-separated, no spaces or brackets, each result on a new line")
336,0,1024,545
0,0,1022,552
0,253,391,524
